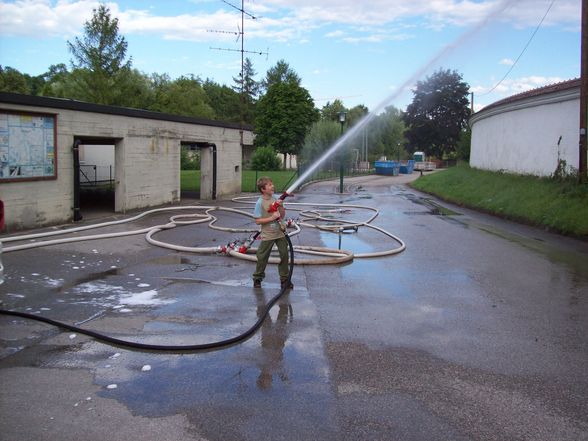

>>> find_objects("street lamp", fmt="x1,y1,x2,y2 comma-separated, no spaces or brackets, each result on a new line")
338,111,346,194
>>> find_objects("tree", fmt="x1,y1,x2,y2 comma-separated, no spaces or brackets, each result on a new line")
261,59,301,91
66,4,132,105
300,119,342,167
347,104,369,127
149,75,215,119
320,99,346,122
403,68,470,158
39,64,70,97
0,66,31,94
232,58,259,125
369,105,406,161
255,81,319,167
203,78,241,122
455,127,472,161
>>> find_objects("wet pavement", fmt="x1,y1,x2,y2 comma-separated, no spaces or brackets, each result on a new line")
1,173,587,441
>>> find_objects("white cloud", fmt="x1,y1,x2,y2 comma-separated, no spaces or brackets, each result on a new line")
325,30,346,38
0,0,101,37
475,75,566,99
0,0,579,42
499,58,514,66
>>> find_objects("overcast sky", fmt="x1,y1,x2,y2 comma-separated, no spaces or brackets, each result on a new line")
0,0,581,111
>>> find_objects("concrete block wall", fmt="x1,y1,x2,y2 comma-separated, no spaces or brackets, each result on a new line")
0,98,252,231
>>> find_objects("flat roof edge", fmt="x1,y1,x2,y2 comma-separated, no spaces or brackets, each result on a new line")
0,92,252,131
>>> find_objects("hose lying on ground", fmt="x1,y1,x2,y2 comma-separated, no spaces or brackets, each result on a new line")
0,234,295,352
0,198,404,351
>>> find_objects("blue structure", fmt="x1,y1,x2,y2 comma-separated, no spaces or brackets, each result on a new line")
374,161,399,176
399,160,415,174
374,160,415,175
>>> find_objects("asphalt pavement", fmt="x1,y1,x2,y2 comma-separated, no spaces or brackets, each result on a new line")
1,173,587,441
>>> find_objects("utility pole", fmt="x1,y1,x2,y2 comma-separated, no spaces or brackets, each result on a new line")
580,0,587,182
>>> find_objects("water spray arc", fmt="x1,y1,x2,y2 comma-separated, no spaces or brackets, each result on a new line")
287,0,516,195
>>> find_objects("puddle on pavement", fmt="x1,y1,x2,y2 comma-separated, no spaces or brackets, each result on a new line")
319,230,376,254
84,286,335,440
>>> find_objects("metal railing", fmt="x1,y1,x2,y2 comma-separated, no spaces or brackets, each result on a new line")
79,165,114,188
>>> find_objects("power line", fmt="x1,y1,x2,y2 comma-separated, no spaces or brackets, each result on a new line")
478,0,556,96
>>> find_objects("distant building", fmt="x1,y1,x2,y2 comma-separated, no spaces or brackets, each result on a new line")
470,78,580,177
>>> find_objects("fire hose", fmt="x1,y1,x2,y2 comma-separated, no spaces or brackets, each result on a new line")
0,195,404,351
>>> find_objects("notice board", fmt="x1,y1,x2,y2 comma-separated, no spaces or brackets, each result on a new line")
0,111,57,182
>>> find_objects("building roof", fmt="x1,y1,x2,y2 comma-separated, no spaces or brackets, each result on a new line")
479,78,580,113
0,92,253,131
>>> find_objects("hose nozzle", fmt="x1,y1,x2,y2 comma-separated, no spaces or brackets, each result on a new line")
268,192,292,214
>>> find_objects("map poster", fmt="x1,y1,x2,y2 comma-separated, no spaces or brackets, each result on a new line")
0,111,57,182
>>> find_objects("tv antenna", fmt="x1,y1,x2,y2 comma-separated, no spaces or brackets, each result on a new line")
209,0,269,146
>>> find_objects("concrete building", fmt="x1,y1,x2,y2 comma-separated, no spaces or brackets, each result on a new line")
0,93,254,231
470,78,580,177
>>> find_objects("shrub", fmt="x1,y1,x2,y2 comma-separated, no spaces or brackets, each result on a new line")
181,148,200,170
250,146,282,171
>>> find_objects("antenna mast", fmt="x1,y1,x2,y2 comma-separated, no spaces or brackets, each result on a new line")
210,0,269,152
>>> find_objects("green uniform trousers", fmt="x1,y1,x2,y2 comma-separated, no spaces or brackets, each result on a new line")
253,236,289,282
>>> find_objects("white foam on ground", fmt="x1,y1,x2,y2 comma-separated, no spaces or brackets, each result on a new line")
71,282,174,309
119,290,173,306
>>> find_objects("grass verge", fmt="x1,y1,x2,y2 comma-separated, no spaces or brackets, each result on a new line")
180,170,299,193
410,164,588,237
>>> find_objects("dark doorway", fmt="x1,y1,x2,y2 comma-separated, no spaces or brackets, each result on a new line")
73,137,118,221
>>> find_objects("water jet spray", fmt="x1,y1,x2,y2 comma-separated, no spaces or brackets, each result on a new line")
286,0,516,196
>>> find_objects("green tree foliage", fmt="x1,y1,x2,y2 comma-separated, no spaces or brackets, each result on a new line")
0,65,48,95
39,64,69,97
0,66,30,94
403,68,470,159
181,147,200,170
232,58,259,125
149,75,215,119
204,78,241,122
66,4,132,105
300,119,342,166
455,128,472,161
255,80,319,166
320,99,346,121
347,104,369,127
261,59,301,91
250,146,282,171
368,105,406,161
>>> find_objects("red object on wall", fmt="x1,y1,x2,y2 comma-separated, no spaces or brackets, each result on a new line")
0,200,4,230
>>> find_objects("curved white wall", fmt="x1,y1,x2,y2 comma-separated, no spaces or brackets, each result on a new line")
470,86,579,177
